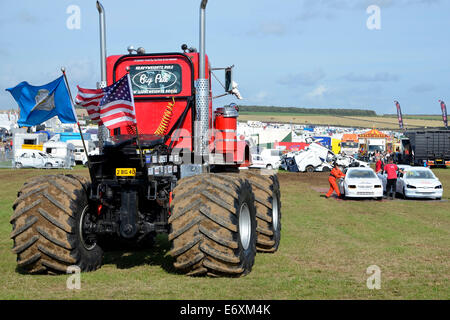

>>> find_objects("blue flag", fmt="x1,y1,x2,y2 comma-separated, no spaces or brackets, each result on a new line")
6,76,77,127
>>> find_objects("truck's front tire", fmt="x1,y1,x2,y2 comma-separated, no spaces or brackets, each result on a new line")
169,173,257,277
11,174,103,274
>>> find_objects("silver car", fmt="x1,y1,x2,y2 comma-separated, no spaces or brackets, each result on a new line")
381,166,443,200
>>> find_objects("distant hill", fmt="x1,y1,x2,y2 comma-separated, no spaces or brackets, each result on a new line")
238,105,377,117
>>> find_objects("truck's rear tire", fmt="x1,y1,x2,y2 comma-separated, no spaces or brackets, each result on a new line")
242,170,281,253
10,174,103,274
169,173,257,277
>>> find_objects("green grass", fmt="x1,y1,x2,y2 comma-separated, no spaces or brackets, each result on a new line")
239,111,325,117
382,114,443,121
0,167,449,299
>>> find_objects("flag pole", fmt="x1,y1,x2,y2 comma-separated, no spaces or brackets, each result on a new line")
126,71,144,167
61,67,93,170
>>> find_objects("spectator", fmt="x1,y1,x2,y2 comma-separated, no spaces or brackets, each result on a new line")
384,158,403,200
375,156,384,174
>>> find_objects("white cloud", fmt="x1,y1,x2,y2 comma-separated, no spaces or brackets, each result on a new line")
248,21,287,37
253,90,269,102
342,72,399,82
306,85,328,99
278,69,326,87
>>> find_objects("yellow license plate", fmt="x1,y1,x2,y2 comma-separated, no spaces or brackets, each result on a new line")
116,168,136,176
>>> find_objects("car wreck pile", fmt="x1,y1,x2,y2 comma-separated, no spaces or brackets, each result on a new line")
280,141,369,173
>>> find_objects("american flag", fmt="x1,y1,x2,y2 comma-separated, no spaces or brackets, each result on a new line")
75,75,136,129
75,86,104,124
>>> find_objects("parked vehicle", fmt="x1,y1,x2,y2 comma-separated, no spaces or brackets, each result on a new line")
340,134,359,156
68,139,96,165
43,141,75,168
250,152,281,170
14,149,62,169
336,155,369,168
380,166,443,200
338,167,383,200
402,130,450,167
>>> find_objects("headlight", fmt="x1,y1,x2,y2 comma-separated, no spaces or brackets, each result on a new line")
435,185,443,189
406,184,416,189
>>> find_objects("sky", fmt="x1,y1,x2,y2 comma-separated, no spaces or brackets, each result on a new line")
0,0,449,115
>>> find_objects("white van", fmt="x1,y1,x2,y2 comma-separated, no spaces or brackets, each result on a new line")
67,139,96,165
43,141,75,168
250,148,282,170
14,149,62,169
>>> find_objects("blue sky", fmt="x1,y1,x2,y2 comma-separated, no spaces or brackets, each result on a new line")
0,0,449,114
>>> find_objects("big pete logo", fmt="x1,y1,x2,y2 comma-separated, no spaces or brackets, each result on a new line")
132,70,178,90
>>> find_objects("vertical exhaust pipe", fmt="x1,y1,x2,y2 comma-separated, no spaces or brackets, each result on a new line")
96,1,107,87
199,0,207,80
195,0,209,157
96,1,109,149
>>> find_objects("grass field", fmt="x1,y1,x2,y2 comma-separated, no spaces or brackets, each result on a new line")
238,112,445,129
0,167,449,299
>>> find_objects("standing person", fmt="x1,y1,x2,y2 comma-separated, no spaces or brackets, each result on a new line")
0,142,4,161
384,158,402,199
325,163,345,199
375,156,383,174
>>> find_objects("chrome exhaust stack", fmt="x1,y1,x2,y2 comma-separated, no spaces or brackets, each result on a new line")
96,1,109,149
195,0,209,157
96,1,107,88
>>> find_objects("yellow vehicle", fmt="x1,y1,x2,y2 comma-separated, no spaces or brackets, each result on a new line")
332,138,341,154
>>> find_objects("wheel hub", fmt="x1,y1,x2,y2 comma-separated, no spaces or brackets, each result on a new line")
79,206,97,251
272,193,279,231
239,203,251,250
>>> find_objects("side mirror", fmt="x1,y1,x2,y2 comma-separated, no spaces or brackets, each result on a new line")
225,67,233,93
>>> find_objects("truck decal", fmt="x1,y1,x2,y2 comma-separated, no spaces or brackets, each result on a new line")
130,64,181,95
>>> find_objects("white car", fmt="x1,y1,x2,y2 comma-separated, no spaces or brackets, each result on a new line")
14,149,62,169
338,167,383,199
381,166,443,200
336,155,369,168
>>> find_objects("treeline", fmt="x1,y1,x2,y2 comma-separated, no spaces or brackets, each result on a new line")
238,105,377,116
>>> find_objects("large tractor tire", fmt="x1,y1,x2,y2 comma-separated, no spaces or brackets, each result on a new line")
10,174,103,274
169,173,257,277
242,169,281,253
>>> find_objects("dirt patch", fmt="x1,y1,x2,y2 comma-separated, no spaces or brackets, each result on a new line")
278,171,329,188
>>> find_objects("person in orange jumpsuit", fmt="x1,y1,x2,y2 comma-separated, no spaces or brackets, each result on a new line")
326,163,345,198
